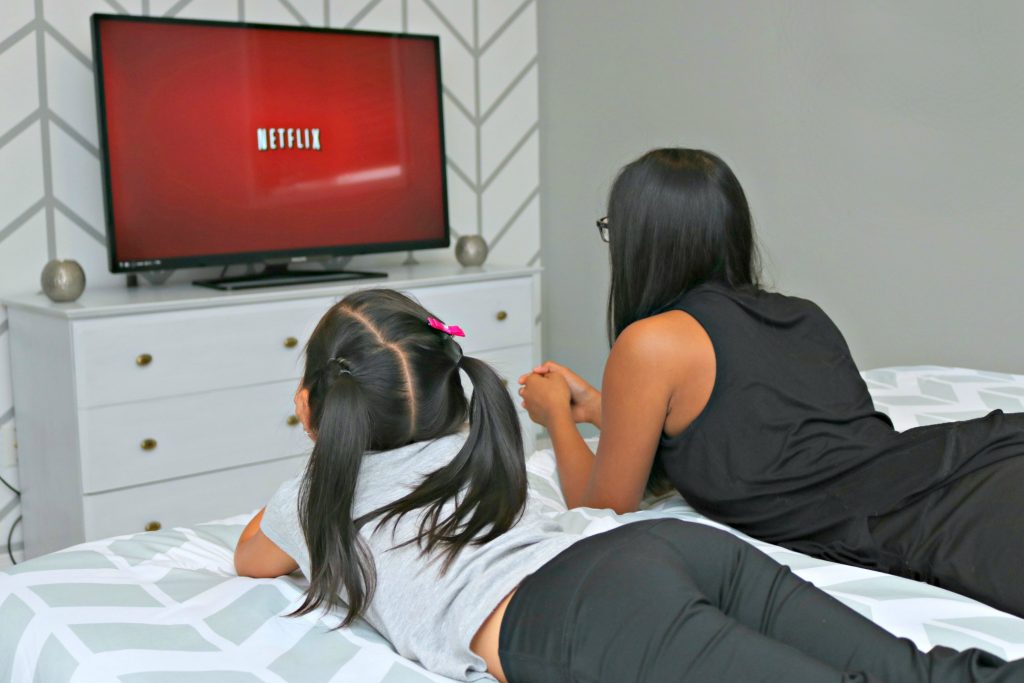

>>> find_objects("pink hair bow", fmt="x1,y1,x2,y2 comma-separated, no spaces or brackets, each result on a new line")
427,317,465,337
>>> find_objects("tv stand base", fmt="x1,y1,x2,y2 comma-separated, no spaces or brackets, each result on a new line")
193,264,387,291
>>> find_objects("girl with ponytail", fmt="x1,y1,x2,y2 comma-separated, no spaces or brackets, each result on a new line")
235,289,1024,683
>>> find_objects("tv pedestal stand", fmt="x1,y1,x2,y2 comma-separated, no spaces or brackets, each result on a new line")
193,263,387,291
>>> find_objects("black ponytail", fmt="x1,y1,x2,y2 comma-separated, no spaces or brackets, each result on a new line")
365,355,527,566
294,289,528,626
293,366,376,626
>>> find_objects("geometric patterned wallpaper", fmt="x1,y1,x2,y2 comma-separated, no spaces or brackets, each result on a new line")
0,0,542,566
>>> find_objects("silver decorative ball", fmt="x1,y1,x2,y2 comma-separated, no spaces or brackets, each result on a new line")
41,259,86,303
455,235,489,267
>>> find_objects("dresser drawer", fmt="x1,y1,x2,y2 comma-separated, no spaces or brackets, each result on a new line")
475,344,534,403
73,298,333,408
79,380,311,493
474,346,539,453
409,278,533,353
82,454,307,541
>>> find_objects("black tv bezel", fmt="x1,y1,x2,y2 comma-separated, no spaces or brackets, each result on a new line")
90,13,451,274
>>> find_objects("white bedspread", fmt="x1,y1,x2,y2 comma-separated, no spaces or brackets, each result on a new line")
2,366,1023,682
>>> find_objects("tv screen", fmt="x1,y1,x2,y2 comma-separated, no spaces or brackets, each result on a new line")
92,15,449,274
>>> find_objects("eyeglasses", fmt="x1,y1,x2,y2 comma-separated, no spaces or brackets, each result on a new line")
596,217,609,243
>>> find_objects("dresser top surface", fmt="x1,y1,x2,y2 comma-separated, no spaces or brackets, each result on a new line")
3,263,541,319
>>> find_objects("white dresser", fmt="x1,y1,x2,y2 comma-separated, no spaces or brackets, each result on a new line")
4,264,541,558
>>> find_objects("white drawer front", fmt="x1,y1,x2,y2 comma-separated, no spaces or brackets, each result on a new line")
74,298,334,408
79,380,311,493
480,346,540,452
474,344,534,405
407,278,533,353
82,455,307,541
463,344,538,450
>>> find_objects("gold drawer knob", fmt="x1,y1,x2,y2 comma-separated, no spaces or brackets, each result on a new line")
286,415,300,427
496,310,508,321
144,521,162,532
140,438,157,451
283,337,299,349
136,353,153,367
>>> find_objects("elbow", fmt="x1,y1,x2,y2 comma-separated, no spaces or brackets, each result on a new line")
233,544,249,577
577,492,640,515
234,539,261,578
609,501,639,515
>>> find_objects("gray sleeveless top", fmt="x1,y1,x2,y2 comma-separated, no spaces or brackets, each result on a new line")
261,432,578,681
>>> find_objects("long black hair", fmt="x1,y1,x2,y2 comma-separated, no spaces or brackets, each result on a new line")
292,288,526,626
606,148,761,342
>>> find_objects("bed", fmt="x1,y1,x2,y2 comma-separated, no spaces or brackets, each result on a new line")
3,366,1024,682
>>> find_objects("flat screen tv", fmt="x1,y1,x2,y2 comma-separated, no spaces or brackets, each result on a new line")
91,14,449,289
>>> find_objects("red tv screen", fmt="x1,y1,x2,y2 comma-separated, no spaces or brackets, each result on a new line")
93,16,448,271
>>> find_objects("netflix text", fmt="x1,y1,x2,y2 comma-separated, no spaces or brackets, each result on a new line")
256,127,322,151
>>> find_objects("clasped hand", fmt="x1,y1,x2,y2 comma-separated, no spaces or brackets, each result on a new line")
518,361,602,429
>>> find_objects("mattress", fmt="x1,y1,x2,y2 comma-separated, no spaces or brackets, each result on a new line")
2,366,1023,682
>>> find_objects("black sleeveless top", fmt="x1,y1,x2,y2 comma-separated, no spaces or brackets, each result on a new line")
658,281,1024,564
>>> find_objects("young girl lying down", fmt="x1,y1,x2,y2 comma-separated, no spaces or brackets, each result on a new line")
234,288,1024,683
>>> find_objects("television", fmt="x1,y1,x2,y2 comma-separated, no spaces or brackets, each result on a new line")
91,14,449,290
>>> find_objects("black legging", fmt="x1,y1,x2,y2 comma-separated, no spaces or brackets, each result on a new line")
498,520,1024,682
867,458,1024,618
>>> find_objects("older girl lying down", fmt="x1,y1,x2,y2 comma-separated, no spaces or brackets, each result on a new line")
520,148,1024,619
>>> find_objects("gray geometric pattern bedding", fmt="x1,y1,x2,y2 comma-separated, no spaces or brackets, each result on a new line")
2,366,1023,682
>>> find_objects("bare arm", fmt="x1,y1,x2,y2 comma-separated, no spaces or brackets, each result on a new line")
521,311,714,513
543,410,599,508
234,508,299,578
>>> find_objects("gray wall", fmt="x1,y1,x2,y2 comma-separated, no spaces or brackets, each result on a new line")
538,0,1024,393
